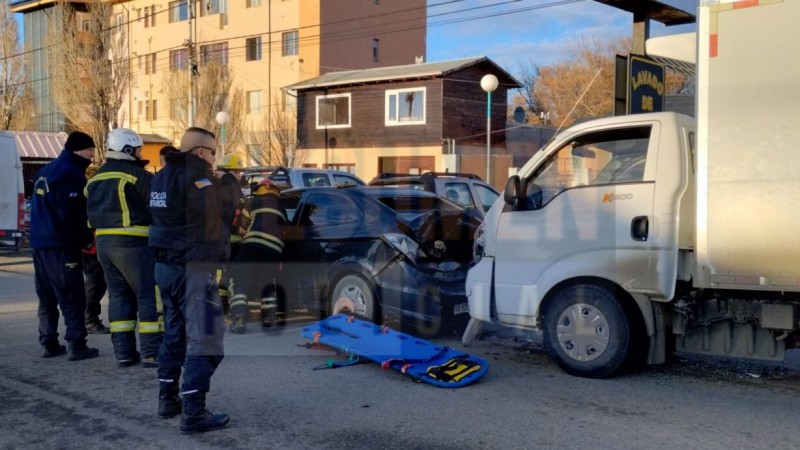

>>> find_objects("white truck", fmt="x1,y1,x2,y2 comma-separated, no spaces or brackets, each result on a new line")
464,0,800,378
0,131,26,252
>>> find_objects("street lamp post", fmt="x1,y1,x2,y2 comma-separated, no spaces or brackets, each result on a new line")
216,111,230,154
481,74,499,184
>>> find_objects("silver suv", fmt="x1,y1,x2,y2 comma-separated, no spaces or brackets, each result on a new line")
368,172,499,218
242,166,365,195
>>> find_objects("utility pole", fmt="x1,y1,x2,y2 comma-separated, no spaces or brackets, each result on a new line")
187,0,197,127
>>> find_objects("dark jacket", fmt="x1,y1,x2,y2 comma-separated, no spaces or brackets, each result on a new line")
240,190,286,256
219,171,246,242
86,156,153,240
148,151,231,265
30,150,93,250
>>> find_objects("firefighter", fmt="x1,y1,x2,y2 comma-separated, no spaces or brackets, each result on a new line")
227,179,287,333
85,128,163,368
215,153,248,314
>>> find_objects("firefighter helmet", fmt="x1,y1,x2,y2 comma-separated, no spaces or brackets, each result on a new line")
218,153,246,170
252,178,279,195
107,128,143,156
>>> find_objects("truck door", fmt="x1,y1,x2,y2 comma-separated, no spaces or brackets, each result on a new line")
492,123,663,326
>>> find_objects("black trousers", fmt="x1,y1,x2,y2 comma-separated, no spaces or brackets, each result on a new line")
83,252,107,325
34,247,88,347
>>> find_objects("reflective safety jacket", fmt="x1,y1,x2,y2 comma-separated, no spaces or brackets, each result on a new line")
86,156,153,238
240,190,286,256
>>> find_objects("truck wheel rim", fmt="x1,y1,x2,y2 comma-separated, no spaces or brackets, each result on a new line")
555,303,609,362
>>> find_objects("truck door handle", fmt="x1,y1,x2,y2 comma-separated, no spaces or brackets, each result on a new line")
324,242,341,254
631,216,648,241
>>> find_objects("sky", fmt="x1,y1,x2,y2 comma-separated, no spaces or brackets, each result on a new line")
426,0,698,74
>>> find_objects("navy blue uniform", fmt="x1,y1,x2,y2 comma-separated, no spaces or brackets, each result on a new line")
30,150,93,350
149,151,231,397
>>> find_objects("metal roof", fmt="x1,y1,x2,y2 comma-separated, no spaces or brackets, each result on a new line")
12,131,67,160
593,0,696,26
284,56,522,91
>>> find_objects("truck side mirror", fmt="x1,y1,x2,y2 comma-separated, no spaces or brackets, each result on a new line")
504,175,524,210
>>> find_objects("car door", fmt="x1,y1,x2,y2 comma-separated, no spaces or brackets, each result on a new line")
282,191,362,310
491,123,661,326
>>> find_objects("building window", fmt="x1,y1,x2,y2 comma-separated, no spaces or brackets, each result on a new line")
82,20,91,32
283,91,297,113
282,30,299,56
169,0,188,22
246,0,262,6
373,39,379,62
201,0,221,16
137,55,143,71
247,91,262,114
137,101,143,117
170,49,188,71
385,87,426,125
200,42,228,66
146,100,158,121
115,14,124,27
246,37,262,61
144,53,157,74
170,99,187,121
316,93,350,129
143,6,156,28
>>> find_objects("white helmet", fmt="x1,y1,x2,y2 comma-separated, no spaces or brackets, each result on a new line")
107,128,144,157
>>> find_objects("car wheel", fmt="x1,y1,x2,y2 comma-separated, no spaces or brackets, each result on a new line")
542,284,634,379
330,274,376,322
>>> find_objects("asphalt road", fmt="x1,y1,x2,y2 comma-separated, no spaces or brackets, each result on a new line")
2,248,800,449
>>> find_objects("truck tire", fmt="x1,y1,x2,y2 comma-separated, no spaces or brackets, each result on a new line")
543,284,634,378
330,274,377,322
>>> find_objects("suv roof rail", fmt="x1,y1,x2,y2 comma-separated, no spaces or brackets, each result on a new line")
420,172,483,181
373,172,412,180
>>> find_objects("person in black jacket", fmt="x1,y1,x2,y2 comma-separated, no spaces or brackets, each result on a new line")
148,127,231,434
227,179,287,333
86,128,162,368
30,131,100,361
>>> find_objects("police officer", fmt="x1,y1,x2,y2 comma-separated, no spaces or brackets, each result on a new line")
228,179,287,333
86,128,162,368
30,130,100,361
148,127,231,434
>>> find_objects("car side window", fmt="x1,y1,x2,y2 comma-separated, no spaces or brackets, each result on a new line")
299,193,359,227
443,182,473,208
333,174,364,186
282,194,301,224
303,173,331,187
475,184,499,212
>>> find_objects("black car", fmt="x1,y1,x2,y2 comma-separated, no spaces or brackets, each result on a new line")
278,186,480,336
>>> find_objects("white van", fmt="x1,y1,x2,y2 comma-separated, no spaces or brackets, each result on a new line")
0,132,25,251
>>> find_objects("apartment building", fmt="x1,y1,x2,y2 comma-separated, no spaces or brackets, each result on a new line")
11,0,426,161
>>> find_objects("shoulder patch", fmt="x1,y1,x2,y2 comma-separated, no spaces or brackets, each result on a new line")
194,179,213,189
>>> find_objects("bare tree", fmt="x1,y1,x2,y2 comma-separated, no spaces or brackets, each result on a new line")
516,36,689,127
248,94,304,167
161,63,246,155
0,2,34,130
46,1,129,162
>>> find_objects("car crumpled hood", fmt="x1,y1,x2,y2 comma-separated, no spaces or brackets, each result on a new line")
396,209,481,266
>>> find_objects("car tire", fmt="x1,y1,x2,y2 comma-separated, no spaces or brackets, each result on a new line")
329,274,377,322
542,283,635,379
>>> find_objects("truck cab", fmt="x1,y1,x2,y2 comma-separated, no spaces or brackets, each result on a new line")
466,112,695,378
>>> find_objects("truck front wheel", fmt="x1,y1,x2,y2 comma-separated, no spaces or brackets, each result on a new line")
543,284,634,378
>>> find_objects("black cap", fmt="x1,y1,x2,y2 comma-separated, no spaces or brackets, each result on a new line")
64,131,95,152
